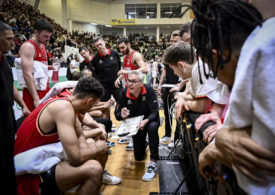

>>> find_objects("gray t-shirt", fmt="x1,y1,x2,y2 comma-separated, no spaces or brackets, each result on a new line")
223,17,275,195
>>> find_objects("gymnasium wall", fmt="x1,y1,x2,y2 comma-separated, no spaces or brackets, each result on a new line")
109,0,192,25
20,0,192,34
72,21,102,35
38,0,63,25
67,0,110,25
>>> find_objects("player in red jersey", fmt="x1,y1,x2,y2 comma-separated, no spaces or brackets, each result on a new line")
19,18,53,111
115,37,147,88
14,77,107,195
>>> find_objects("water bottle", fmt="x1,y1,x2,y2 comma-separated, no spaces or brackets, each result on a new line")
52,57,60,82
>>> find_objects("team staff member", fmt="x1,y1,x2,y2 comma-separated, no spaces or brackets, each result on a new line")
79,46,93,71
20,18,53,111
0,21,18,195
92,37,121,101
114,70,160,182
157,30,181,144
115,37,147,88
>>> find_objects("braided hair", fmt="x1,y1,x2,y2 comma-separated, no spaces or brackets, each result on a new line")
191,0,263,79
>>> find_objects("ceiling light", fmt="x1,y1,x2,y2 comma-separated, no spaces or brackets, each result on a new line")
105,25,112,27
90,23,97,25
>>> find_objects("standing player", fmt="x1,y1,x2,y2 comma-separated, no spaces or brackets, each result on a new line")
19,18,53,111
115,37,147,88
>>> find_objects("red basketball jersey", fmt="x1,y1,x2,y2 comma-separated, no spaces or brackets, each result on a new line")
123,50,138,83
22,39,50,111
26,39,48,65
14,97,71,195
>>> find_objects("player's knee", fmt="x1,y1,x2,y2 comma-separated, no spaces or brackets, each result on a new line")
83,160,103,180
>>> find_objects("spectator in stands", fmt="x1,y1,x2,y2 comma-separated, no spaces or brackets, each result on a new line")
69,54,80,73
151,59,158,87
115,37,148,88
92,36,121,102
19,18,53,111
191,0,275,194
115,70,160,182
146,60,152,86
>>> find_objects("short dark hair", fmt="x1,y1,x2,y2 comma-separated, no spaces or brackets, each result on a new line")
0,22,12,34
79,46,88,53
34,18,53,33
163,41,195,65
171,30,180,37
72,68,92,81
93,36,103,43
73,77,104,99
118,37,130,45
180,22,191,37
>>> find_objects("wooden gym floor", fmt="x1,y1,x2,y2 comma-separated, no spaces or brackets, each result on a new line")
100,108,168,195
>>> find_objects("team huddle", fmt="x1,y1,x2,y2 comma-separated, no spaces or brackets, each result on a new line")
0,0,275,195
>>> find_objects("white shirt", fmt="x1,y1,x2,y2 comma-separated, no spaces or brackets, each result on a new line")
70,60,80,73
146,63,152,73
190,59,230,105
223,17,275,195
152,62,157,77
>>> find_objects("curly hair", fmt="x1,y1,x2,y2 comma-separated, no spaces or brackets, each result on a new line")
73,76,104,99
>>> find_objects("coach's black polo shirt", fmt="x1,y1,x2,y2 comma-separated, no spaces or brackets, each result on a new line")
114,84,159,122
91,49,121,89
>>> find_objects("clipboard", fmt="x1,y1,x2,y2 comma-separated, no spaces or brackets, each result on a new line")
115,115,144,137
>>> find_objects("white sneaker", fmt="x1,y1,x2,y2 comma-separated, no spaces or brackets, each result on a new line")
168,141,175,148
117,136,130,144
160,136,171,143
142,162,158,182
102,171,121,185
126,138,134,151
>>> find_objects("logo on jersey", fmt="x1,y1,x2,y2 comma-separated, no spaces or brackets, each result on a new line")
99,60,103,64
127,99,132,104
110,56,113,60
142,96,146,101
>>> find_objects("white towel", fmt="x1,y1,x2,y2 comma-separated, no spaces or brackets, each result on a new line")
39,81,78,104
14,58,49,91
14,142,66,175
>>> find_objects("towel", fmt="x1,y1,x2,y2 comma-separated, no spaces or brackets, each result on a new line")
14,142,66,175
39,81,78,104
14,58,49,91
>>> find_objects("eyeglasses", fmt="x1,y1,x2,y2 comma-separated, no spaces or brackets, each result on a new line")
127,79,141,84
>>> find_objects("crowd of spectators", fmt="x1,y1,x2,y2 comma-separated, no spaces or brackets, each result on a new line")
0,0,172,66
